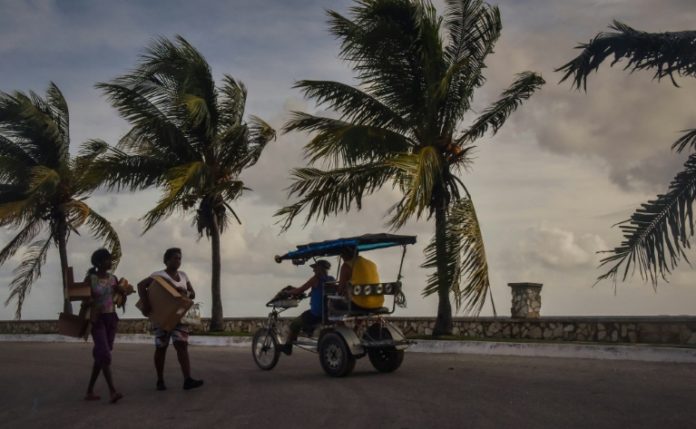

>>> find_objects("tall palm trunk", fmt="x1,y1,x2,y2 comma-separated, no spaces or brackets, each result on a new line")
432,197,452,336
209,212,224,331
56,220,72,315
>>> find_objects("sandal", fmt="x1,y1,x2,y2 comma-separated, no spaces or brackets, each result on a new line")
109,392,123,404
84,393,101,401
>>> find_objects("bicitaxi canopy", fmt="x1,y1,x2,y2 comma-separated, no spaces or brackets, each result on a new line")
274,233,416,264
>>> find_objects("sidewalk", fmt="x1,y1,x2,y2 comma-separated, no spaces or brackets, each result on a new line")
2,333,695,363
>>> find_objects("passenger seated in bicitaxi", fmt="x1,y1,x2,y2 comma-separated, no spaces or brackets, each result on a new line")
335,247,383,311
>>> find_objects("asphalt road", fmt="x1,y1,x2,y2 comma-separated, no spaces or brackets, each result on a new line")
1,342,694,429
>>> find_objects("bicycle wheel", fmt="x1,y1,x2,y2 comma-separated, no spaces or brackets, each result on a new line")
252,328,280,370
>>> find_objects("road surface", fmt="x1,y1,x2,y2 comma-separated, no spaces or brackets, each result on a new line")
1,342,694,428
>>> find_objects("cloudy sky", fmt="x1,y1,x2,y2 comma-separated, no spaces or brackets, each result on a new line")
1,0,695,320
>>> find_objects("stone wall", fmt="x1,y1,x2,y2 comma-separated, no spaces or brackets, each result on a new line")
387,317,696,345
2,316,696,345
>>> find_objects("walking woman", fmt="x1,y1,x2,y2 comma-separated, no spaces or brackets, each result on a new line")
84,248,124,403
137,247,203,391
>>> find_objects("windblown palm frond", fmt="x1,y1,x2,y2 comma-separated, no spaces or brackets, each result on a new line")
292,80,408,131
422,196,490,313
5,239,51,319
219,75,247,129
460,72,545,143
245,115,276,168
91,148,169,191
0,136,34,175
557,20,696,89
284,112,413,167
0,220,42,265
277,163,398,231
84,209,123,267
0,90,67,168
672,129,696,154
0,197,36,228
140,196,183,234
440,0,501,127
73,140,110,193
597,154,696,286
444,0,501,67
76,139,109,164
95,82,194,158
141,161,207,232
45,82,70,145
328,0,445,121
63,199,91,227
27,166,60,195
386,147,443,228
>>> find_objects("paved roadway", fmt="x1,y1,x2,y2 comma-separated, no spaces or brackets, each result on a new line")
1,342,694,429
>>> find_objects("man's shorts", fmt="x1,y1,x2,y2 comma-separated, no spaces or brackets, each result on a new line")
290,310,322,335
153,323,189,348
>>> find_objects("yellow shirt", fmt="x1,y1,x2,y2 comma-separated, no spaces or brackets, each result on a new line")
347,255,383,309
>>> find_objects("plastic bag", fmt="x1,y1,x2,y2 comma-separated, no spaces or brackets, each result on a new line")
181,302,202,326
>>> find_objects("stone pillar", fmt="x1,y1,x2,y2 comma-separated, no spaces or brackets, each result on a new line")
508,282,542,319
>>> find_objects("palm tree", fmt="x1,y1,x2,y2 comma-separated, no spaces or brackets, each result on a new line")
277,0,544,335
95,36,275,331
558,21,696,286
0,83,121,318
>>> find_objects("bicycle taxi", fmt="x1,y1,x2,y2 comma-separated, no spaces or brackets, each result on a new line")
251,233,416,377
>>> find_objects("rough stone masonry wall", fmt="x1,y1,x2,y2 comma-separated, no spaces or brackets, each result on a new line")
509,283,542,319
2,316,696,345
387,317,696,345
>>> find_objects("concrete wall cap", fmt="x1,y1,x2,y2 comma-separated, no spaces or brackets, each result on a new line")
508,282,543,288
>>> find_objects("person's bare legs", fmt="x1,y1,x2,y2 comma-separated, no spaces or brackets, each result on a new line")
102,364,122,403
85,363,101,400
173,341,203,390
101,364,116,393
282,315,303,355
86,363,121,402
154,346,167,390
173,341,190,379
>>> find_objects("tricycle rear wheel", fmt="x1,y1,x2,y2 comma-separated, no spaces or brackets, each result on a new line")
365,324,404,373
318,332,356,377
252,328,280,370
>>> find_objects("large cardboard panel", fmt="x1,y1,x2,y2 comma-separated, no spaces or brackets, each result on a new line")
135,298,150,317
67,285,91,301
148,276,192,331
57,312,88,337
66,266,91,301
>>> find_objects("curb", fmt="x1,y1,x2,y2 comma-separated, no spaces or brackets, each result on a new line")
408,340,696,363
0,334,252,347
1,334,695,363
